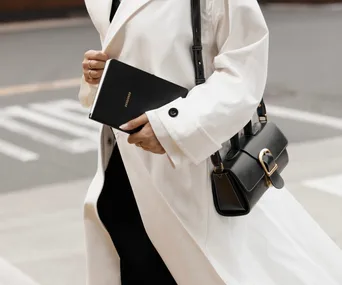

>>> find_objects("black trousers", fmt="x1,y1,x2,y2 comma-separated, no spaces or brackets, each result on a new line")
97,145,177,285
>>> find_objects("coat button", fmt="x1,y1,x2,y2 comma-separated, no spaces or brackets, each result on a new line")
168,108,178,117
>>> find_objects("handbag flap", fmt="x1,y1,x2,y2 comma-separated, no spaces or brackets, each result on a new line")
223,122,288,192
242,122,288,161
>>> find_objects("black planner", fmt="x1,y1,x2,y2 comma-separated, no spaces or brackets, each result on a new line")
89,59,188,134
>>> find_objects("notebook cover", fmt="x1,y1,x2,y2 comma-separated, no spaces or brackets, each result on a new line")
89,59,189,134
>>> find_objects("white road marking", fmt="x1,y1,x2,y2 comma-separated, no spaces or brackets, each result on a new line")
0,117,96,154
0,138,38,162
302,174,342,198
267,105,342,131
50,99,90,114
3,106,98,141
0,99,99,158
30,102,98,129
0,78,80,97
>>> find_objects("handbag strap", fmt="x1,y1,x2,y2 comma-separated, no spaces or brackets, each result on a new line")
190,0,267,171
191,0,205,85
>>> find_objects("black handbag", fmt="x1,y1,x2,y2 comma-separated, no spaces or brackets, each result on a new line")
190,0,289,216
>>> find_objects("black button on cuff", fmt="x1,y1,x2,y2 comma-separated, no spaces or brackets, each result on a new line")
168,108,179,117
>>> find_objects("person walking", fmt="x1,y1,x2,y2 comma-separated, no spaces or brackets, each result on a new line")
79,0,342,284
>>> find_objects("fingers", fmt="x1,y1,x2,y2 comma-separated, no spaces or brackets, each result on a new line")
127,124,152,145
84,50,108,61
127,132,144,145
85,69,104,80
137,143,150,151
84,77,100,84
127,122,153,144
82,59,106,71
127,123,165,154
83,50,108,85
120,114,149,131
83,70,103,84
135,141,165,154
150,147,166,154
145,145,165,154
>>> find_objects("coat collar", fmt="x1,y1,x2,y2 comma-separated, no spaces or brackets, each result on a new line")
85,0,153,51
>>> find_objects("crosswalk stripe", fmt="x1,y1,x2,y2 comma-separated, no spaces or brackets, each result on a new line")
302,174,342,198
0,117,96,154
50,99,90,114
267,105,342,131
30,102,98,129
0,138,39,162
0,99,100,160
3,106,98,141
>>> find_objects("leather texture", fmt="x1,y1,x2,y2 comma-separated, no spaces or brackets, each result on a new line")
190,0,289,216
211,122,289,216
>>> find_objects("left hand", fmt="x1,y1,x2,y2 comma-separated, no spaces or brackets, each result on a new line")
120,114,166,154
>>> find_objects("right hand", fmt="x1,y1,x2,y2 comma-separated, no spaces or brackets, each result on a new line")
82,50,108,85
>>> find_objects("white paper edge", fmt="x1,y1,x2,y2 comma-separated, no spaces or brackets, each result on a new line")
89,59,112,117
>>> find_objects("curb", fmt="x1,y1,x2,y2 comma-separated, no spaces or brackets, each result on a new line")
0,7,87,23
0,17,91,34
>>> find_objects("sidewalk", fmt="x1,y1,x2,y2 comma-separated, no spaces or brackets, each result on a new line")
0,179,88,285
0,138,342,285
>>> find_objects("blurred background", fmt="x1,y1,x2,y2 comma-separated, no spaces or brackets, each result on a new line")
0,0,341,284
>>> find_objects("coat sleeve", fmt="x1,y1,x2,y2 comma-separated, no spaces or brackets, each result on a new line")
147,0,269,168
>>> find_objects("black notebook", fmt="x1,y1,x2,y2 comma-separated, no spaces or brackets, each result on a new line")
89,59,189,134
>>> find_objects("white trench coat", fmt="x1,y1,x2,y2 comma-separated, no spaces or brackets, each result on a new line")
78,0,342,284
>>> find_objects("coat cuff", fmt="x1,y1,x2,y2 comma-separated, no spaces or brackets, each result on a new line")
146,98,221,167
146,109,188,168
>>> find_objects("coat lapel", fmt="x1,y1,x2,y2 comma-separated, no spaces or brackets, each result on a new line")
102,0,153,51
84,0,112,40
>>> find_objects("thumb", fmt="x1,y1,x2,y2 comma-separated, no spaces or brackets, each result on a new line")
120,114,149,131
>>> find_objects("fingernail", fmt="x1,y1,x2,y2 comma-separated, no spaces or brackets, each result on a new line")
119,123,129,130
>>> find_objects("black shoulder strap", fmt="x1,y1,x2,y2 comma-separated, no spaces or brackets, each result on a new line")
191,0,206,85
